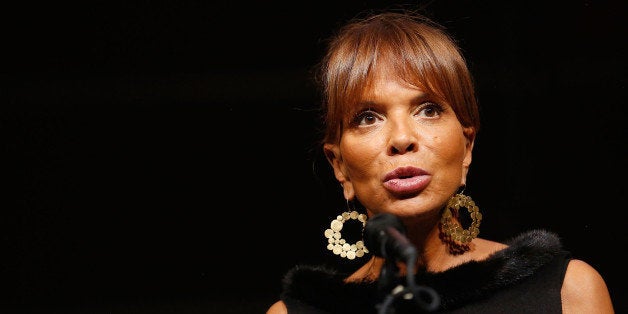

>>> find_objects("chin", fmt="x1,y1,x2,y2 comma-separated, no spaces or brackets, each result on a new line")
381,199,438,217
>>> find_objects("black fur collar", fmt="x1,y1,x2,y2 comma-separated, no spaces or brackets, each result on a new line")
281,229,567,312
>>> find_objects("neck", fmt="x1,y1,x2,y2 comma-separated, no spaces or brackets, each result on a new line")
401,210,444,267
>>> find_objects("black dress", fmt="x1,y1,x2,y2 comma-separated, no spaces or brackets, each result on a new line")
279,229,570,313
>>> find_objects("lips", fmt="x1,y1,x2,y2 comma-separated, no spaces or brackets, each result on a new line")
383,166,431,195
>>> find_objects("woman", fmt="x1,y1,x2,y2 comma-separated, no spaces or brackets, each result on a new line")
267,10,614,313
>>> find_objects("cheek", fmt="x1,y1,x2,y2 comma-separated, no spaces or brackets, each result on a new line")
339,137,381,179
430,131,468,165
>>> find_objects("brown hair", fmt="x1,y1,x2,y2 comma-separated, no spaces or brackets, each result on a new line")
316,10,480,145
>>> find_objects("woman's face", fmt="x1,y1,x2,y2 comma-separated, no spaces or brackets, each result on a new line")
325,73,475,219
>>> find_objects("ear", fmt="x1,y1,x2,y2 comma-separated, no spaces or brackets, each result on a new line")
323,143,355,200
461,127,476,186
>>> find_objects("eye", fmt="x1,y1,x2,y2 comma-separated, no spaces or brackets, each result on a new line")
416,102,445,118
351,109,381,126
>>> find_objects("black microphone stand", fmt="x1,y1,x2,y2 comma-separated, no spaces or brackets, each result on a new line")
374,234,440,314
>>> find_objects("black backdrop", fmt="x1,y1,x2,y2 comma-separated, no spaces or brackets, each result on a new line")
3,1,626,313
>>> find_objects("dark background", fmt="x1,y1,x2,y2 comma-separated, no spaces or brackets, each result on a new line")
3,0,626,313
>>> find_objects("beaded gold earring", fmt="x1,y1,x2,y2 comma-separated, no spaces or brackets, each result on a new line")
324,201,369,260
439,188,482,255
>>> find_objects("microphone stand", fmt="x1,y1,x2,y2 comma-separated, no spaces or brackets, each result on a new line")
374,236,440,314
376,251,400,303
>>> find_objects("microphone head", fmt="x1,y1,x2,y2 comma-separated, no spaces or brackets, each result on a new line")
364,213,407,257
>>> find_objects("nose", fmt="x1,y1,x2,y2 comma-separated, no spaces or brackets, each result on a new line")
388,117,418,155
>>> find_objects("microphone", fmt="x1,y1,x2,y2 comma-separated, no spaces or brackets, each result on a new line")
364,213,417,262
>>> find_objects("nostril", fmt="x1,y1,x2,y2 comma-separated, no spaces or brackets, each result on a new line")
389,139,417,155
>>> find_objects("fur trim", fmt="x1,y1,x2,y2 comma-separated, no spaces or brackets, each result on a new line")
425,229,565,308
280,229,568,312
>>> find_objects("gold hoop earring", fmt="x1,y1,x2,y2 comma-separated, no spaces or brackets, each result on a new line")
439,191,482,255
324,202,369,260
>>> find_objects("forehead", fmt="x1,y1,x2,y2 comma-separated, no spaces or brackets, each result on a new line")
360,65,426,100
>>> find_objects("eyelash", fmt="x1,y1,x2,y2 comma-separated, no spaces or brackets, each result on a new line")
350,102,445,126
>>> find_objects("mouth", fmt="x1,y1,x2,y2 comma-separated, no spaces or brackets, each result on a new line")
383,166,431,196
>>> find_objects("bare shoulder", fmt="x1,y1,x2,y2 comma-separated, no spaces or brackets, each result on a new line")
562,259,614,313
473,237,508,258
266,300,288,314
